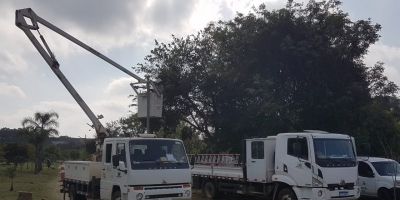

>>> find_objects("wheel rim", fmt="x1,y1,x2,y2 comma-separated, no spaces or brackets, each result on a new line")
205,184,214,198
281,194,293,200
69,188,75,200
69,193,75,200
112,192,121,200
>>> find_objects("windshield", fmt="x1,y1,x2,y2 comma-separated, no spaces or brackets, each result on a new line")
129,139,189,170
372,161,400,176
313,138,356,167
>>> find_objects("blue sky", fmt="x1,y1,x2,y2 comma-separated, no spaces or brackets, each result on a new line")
0,0,399,138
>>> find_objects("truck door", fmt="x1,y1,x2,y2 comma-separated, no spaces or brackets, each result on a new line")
112,143,128,191
100,143,113,200
284,137,313,187
246,140,267,182
357,161,376,196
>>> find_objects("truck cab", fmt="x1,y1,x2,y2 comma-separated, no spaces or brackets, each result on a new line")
272,132,360,199
100,137,192,200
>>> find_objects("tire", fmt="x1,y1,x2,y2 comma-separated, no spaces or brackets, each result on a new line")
203,181,218,199
378,188,392,200
112,190,122,200
277,188,297,200
68,185,77,200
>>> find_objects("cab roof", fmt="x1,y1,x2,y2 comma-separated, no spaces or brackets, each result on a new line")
104,137,182,142
246,131,351,141
277,132,351,139
357,156,396,163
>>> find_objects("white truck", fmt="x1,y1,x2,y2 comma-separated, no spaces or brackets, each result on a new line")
190,131,361,200
357,157,400,199
15,8,192,200
62,136,192,200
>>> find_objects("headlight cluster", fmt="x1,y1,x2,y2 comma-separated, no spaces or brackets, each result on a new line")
184,190,191,197
312,177,323,187
317,189,323,197
136,193,143,200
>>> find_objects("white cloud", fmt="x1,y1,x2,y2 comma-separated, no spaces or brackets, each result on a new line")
0,82,27,98
0,51,29,78
98,77,137,121
104,77,135,96
365,43,400,86
0,101,88,137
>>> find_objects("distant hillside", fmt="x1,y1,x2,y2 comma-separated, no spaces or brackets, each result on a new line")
0,127,28,144
0,127,91,150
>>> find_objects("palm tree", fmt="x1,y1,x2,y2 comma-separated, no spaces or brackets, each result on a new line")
22,112,59,174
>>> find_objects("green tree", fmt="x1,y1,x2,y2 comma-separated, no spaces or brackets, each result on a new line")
69,150,80,160
22,111,59,174
118,114,146,136
138,0,389,152
3,144,29,167
0,145,4,163
44,145,60,161
4,166,16,191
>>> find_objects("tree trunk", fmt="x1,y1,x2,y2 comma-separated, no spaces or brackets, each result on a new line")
34,144,43,174
38,146,43,172
10,178,14,191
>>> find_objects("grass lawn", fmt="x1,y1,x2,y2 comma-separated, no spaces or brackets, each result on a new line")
0,163,62,200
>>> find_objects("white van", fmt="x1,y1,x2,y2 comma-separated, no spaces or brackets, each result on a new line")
357,157,400,199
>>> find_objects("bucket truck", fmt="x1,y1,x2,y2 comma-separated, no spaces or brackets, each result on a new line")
16,8,191,200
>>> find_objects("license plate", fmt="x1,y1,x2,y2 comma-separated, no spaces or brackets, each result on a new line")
339,191,349,197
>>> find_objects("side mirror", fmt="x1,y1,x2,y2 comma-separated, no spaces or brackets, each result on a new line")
118,161,126,170
112,155,119,167
190,155,196,166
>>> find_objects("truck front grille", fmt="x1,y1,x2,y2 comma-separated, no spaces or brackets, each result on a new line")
327,183,354,191
144,186,182,190
145,193,182,199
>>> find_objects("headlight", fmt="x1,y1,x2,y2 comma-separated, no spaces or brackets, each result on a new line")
312,177,323,187
136,193,143,200
184,190,191,197
318,189,323,197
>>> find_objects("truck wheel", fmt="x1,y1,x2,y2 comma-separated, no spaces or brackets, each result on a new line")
277,188,297,200
378,188,392,200
203,181,218,199
112,190,121,200
68,186,77,200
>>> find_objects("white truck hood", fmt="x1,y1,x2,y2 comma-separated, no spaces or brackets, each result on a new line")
128,168,191,185
321,166,358,185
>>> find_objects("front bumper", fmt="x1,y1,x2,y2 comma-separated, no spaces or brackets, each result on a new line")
126,185,191,200
294,186,360,200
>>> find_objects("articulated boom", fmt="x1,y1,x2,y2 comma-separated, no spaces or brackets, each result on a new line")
15,8,158,153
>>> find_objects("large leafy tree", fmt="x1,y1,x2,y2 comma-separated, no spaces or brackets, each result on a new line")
22,112,59,174
137,0,399,156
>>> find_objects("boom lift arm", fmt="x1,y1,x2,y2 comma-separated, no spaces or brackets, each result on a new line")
15,8,156,149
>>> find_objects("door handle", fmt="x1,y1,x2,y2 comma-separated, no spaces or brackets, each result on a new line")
251,161,256,163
